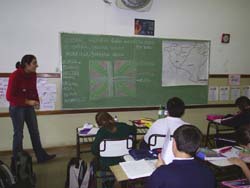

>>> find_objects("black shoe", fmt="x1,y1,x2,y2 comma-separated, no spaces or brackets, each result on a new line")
37,154,56,164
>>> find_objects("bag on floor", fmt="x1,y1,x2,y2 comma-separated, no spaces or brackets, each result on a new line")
65,157,96,188
11,151,36,188
0,160,16,188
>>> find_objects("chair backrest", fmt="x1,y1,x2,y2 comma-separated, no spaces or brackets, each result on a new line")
99,137,134,157
148,134,166,150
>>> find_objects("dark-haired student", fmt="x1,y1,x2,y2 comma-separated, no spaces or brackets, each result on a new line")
216,96,250,128
6,54,56,163
141,97,188,164
146,124,216,188
91,111,136,169
228,124,250,181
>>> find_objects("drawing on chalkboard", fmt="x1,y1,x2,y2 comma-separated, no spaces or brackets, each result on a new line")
89,60,136,100
162,40,209,86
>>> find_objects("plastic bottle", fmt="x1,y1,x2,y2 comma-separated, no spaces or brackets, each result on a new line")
158,105,164,119
114,115,118,122
164,107,168,117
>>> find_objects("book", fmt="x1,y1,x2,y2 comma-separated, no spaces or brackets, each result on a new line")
196,148,226,161
119,159,156,179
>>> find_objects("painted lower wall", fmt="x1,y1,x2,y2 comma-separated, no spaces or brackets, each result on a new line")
0,107,236,151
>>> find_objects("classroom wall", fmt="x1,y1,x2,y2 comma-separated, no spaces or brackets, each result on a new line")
0,0,250,73
0,0,250,151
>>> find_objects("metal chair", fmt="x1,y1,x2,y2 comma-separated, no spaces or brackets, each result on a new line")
148,134,166,150
95,137,134,188
99,137,134,157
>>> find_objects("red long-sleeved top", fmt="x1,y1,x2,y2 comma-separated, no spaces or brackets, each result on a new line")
6,68,39,107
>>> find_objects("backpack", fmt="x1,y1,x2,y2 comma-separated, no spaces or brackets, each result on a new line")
11,151,36,188
65,157,96,188
0,160,16,188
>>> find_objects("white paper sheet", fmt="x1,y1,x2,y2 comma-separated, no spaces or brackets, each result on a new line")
119,159,156,179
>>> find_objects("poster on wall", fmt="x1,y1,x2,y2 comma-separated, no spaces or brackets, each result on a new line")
0,78,8,108
134,19,154,36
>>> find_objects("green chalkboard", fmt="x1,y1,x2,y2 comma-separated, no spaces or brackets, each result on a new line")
61,33,209,109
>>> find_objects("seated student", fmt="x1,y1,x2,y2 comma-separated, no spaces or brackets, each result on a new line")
228,124,250,181
91,111,136,169
140,97,188,151
217,96,250,128
146,124,216,188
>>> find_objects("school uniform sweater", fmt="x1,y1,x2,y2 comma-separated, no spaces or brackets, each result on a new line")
146,159,216,188
221,109,250,128
91,122,136,169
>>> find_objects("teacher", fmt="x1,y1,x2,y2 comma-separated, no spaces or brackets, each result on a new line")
6,54,56,163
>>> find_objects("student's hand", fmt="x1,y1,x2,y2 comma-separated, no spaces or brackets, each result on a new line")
25,99,39,106
239,152,250,158
228,157,245,168
156,153,165,168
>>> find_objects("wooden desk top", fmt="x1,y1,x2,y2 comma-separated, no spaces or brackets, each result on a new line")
110,165,128,182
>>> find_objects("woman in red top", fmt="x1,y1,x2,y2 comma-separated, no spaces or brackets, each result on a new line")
6,54,56,163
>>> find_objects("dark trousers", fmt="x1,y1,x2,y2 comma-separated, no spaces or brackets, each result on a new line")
9,106,47,161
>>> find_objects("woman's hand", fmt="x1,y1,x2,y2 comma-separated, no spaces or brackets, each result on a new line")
25,99,39,107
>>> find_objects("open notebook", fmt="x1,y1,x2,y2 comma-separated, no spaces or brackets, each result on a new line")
119,159,156,179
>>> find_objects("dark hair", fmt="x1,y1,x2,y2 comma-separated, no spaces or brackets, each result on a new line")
16,54,36,69
166,97,185,117
173,124,202,156
95,111,115,131
235,96,250,111
237,124,250,145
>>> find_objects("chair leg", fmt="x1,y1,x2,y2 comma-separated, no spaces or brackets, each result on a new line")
102,180,115,188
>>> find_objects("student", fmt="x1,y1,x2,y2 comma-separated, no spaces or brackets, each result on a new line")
217,96,250,128
141,97,187,149
228,124,250,181
6,54,56,163
141,97,188,164
146,124,216,188
91,111,136,169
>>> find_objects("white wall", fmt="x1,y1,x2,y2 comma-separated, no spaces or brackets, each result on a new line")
0,0,250,73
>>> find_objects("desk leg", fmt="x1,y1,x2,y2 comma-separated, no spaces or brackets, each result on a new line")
215,124,219,148
120,180,129,188
76,129,80,158
205,122,212,147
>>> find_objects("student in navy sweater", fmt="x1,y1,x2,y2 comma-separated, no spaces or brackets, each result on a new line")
219,96,250,128
146,124,216,188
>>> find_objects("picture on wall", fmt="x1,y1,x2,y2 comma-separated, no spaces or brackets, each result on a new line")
134,18,154,36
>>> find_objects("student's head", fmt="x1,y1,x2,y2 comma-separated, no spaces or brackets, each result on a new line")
237,124,250,148
172,124,202,157
16,54,38,73
166,97,185,117
95,111,115,131
235,96,250,111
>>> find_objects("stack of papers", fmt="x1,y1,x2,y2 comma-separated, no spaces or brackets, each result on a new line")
205,146,247,167
78,123,99,136
119,159,156,179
